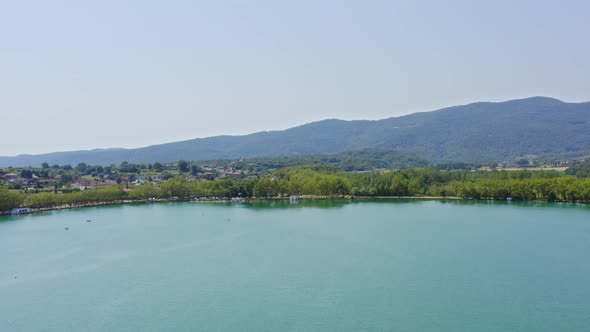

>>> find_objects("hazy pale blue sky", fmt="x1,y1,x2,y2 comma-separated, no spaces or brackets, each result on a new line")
1,0,588,156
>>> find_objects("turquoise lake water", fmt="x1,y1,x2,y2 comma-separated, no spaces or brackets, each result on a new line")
1,200,590,331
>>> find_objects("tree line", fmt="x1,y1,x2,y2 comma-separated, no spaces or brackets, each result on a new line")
2,167,590,213
565,161,590,178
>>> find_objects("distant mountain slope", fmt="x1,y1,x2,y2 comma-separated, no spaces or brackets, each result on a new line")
206,149,429,172
1,97,589,167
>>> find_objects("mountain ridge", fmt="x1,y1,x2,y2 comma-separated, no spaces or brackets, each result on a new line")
2,96,589,167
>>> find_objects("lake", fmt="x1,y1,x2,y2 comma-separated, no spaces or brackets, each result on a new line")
1,199,590,331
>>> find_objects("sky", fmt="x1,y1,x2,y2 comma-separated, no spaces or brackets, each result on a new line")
1,0,589,156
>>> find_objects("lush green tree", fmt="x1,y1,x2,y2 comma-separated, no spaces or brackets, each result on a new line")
0,188,25,211
119,162,140,173
178,160,189,173
20,169,33,179
190,165,202,175
60,173,74,185
253,178,279,197
128,184,160,200
76,163,88,173
160,178,191,199
566,162,590,178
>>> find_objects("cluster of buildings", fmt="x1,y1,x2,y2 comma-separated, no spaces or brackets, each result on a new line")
71,178,118,191
2,173,37,188
69,166,256,190
196,166,247,180
1,162,262,192
192,172,244,180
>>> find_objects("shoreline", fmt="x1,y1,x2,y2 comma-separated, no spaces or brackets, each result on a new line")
1,195,458,215
2,195,586,216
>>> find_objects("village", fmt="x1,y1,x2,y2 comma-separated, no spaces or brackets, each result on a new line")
0,160,260,193
1,156,576,194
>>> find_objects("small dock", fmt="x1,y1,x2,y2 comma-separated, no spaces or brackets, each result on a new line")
11,207,32,215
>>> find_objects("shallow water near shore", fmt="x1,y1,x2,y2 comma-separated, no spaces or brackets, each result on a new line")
1,199,590,331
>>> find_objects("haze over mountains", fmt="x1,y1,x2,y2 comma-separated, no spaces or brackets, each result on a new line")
2,97,589,167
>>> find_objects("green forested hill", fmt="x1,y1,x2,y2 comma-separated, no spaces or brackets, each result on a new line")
2,97,589,166
204,149,429,172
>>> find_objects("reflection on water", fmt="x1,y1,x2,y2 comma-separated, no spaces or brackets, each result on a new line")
242,199,352,210
2,198,589,224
